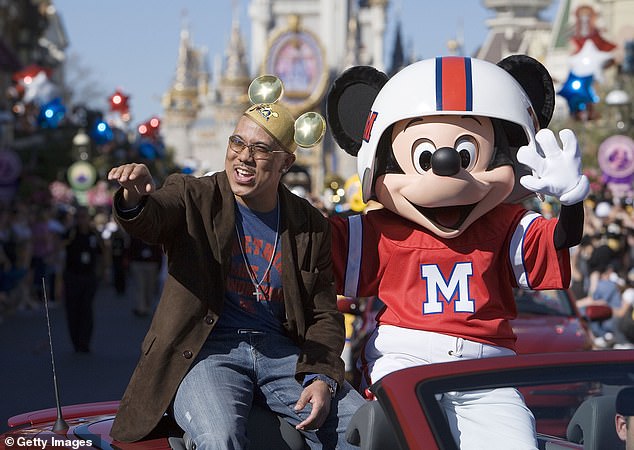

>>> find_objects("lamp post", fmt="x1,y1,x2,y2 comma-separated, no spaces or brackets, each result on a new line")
72,128,90,161
605,88,631,131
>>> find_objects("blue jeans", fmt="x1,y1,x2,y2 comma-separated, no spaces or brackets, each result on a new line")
173,329,365,449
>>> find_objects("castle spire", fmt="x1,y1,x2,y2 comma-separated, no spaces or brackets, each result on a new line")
224,4,249,82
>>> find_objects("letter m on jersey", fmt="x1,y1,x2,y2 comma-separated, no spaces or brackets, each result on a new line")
421,263,475,314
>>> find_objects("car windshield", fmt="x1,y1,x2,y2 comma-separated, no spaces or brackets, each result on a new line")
375,352,634,450
514,288,574,317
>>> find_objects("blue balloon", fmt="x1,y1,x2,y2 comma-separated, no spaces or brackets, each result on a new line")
557,72,599,115
90,120,114,145
138,141,158,160
37,98,66,128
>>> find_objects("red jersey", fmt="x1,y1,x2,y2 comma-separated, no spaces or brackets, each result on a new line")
330,204,571,350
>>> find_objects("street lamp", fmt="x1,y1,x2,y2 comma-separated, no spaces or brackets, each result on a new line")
72,128,90,160
605,88,631,130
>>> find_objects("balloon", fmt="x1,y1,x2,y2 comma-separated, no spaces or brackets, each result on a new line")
569,40,613,83
557,72,598,115
67,161,97,191
37,98,66,128
138,116,161,140
109,90,130,114
90,120,114,145
570,5,617,53
598,135,634,181
138,141,158,160
12,64,51,83
22,71,60,105
572,33,617,54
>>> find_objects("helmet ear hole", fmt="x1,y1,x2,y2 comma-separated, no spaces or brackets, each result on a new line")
497,55,555,129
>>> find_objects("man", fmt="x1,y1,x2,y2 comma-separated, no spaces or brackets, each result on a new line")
128,235,162,316
63,206,105,353
616,386,634,449
107,95,364,448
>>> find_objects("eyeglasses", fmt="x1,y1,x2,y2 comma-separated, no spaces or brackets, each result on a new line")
228,135,287,160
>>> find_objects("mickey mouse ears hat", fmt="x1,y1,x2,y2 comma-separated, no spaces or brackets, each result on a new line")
243,75,326,153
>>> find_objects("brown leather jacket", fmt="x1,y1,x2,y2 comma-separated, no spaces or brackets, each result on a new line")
110,171,344,442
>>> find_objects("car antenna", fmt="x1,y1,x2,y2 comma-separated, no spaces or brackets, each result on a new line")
42,277,69,432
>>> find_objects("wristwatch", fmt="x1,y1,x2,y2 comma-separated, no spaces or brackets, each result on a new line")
305,374,338,398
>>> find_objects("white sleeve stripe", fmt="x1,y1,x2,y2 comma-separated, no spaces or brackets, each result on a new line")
510,211,540,289
344,215,363,297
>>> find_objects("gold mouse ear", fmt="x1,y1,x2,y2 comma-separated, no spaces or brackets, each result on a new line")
248,75,284,104
245,74,326,151
295,112,326,148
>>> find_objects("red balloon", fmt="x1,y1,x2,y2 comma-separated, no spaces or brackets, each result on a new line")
109,89,130,114
12,64,52,83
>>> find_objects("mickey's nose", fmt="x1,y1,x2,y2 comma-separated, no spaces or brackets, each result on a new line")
432,147,461,176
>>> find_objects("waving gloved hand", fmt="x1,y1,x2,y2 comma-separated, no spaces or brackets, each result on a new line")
517,128,590,205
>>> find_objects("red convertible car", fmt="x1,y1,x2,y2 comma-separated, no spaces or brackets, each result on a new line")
2,350,633,450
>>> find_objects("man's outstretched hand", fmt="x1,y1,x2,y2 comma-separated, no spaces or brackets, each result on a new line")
108,163,155,208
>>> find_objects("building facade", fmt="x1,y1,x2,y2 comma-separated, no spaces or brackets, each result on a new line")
161,0,634,192
161,0,389,192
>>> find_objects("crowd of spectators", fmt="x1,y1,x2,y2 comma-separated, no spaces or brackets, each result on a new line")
560,188,634,348
0,200,159,326
2,179,634,349
0,202,69,320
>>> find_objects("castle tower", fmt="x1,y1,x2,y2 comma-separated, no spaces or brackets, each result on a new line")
477,0,553,63
162,0,390,187
248,0,389,190
189,11,251,174
161,16,206,166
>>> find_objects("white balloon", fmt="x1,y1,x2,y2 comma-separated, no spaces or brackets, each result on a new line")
569,39,613,83
21,71,60,105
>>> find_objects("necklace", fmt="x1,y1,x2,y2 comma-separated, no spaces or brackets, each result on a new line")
234,199,280,302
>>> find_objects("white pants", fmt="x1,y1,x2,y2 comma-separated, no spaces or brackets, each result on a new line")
360,325,538,450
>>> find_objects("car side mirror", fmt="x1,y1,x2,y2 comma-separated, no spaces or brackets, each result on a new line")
584,305,612,322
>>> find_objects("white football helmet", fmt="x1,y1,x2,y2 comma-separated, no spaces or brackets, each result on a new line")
357,57,540,201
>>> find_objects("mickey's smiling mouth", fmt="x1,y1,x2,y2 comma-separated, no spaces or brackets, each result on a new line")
411,203,477,230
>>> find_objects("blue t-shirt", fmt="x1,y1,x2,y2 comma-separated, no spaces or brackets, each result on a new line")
215,201,285,334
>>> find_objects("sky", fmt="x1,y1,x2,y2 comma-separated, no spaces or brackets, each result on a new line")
51,0,558,125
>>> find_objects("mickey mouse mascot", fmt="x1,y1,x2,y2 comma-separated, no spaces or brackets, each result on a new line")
326,55,589,449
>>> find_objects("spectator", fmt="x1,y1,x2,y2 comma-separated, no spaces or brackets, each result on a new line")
616,387,634,449
100,214,128,296
616,284,634,348
46,207,68,306
578,263,624,347
11,204,36,310
128,236,162,317
586,241,619,297
30,206,55,302
570,235,594,299
62,206,105,353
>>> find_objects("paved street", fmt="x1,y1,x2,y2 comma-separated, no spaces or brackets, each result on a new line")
0,281,152,433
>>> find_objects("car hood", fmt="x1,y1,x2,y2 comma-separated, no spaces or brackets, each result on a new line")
511,315,593,353
3,402,172,450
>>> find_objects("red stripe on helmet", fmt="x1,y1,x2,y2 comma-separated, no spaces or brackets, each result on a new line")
441,57,468,111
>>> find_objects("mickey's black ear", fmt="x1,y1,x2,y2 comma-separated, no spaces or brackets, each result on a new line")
497,55,555,129
326,66,388,156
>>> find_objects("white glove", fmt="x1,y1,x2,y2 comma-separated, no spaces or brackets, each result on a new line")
517,129,590,206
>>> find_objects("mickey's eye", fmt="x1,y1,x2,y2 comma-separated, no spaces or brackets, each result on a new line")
412,140,436,173
455,136,477,171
